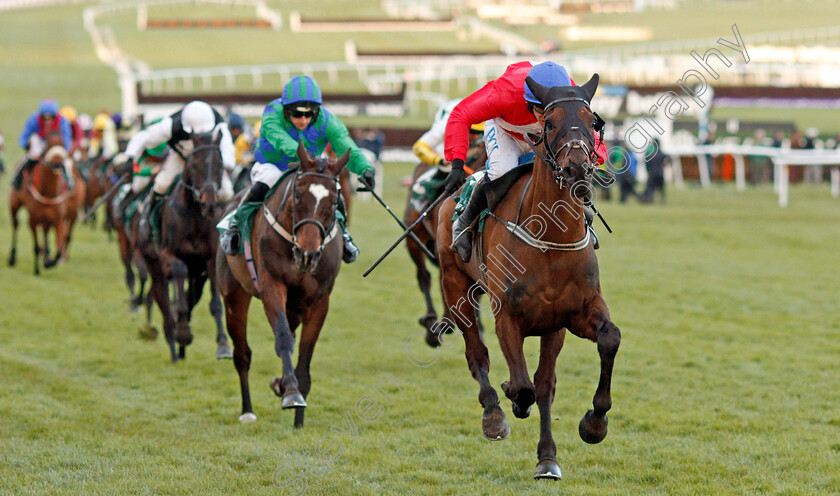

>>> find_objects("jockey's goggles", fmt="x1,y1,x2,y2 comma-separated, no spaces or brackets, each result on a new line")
290,108,315,119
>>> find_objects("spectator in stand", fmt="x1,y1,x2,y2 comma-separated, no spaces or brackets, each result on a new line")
357,127,386,160
803,127,822,184
609,143,638,203
640,139,668,204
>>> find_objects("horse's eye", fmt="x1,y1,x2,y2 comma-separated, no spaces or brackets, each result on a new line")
294,191,302,200
545,121,554,131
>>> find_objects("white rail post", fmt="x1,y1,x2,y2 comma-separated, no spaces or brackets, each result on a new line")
734,154,746,192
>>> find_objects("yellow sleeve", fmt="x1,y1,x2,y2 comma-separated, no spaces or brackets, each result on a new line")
412,139,444,166
234,134,250,164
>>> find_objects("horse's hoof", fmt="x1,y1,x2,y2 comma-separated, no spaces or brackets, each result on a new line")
579,410,608,444
270,377,284,397
216,344,233,360
239,412,257,423
534,460,562,480
482,406,510,441
418,314,437,330
282,392,306,409
501,381,533,419
512,402,531,419
424,329,441,348
178,345,186,360
128,304,141,314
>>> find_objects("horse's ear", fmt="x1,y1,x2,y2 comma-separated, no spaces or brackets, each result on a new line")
329,149,350,176
581,73,600,102
297,141,313,168
525,76,552,107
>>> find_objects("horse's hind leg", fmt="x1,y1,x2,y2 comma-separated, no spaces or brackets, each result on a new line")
440,268,509,440
407,233,438,346
533,331,566,480
30,221,42,275
262,284,305,411
568,295,621,444
208,264,232,359
8,194,20,266
293,298,327,429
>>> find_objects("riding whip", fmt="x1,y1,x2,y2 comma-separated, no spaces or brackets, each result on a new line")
81,173,129,222
358,185,437,263
363,191,449,278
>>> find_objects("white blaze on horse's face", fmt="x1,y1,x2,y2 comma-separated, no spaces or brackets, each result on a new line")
308,183,330,212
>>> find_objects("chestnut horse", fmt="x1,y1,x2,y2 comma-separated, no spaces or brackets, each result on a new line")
8,133,86,274
138,132,232,362
436,74,621,479
403,142,487,347
216,143,349,428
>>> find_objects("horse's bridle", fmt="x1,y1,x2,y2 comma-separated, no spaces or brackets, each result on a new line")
276,169,340,253
526,97,606,188
182,143,222,204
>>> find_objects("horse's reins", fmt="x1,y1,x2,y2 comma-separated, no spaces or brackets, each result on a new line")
27,161,70,205
263,169,340,253
486,95,608,251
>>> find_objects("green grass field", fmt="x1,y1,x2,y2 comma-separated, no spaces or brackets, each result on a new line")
1,164,839,495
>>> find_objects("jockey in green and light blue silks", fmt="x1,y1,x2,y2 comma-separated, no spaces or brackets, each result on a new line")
219,75,377,262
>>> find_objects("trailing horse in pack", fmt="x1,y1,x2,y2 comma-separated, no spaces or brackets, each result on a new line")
138,131,232,362
8,130,86,274
403,141,487,347
436,74,621,479
216,143,349,428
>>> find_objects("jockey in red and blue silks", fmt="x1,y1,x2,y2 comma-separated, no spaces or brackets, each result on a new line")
442,61,607,262
12,99,74,190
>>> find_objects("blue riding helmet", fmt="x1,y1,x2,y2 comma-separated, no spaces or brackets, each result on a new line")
228,112,245,130
281,75,322,106
38,99,60,117
523,62,572,105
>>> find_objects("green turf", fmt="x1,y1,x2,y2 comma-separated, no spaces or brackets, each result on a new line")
1,163,839,495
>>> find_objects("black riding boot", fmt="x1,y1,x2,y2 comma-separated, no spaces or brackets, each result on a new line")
450,179,487,263
337,193,359,263
145,191,165,249
219,181,269,256
11,158,37,190
584,206,599,250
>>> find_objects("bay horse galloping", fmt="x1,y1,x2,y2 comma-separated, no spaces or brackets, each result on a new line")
436,74,621,479
217,143,348,428
8,132,85,274
139,132,232,362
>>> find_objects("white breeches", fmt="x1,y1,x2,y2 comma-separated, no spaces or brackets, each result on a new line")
483,118,532,181
250,162,284,188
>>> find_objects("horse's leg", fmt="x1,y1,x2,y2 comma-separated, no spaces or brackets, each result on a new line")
408,233,439,346
440,268,509,440
292,297,328,429
148,259,178,362
224,285,254,422
262,284,305,410
31,221,42,275
568,295,621,444
533,331,566,480
207,259,232,359
496,310,536,419
169,258,193,359
52,212,67,266
119,228,138,311
8,192,20,266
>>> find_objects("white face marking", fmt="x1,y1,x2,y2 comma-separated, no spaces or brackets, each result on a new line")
308,183,330,212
